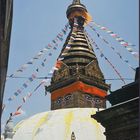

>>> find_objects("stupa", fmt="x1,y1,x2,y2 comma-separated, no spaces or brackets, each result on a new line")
8,0,110,139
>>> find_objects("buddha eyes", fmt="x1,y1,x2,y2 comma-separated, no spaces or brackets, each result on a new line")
56,94,72,104
56,97,63,104
64,94,72,101
85,94,92,100
85,94,101,103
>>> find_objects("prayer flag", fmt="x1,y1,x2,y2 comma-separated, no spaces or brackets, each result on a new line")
58,33,63,37
23,97,27,103
110,34,117,37
28,92,32,97
9,74,14,77
101,27,107,30
53,47,57,50
17,69,23,72
29,77,33,82
120,41,127,45
49,53,52,56
33,56,39,59
48,44,52,48
58,57,64,61
65,45,71,50
36,68,39,72
17,89,22,94
122,43,129,46
43,48,48,51
23,83,28,88
55,60,62,69
21,64,28,70
8,97,12,101
37,52,43,56
97,33,100,37
43,58,47,62
124,60,129,63
106,30,113,33
2,104,6,111
41,62,45,67
100,53,104,57
17,105,22,111
32,74,36,79
53,67,58,70
27,59,33,64
52,40,56,44
57,35,63,41
14,92,18,96
62,29,66,34
13,111,21,116
131,52,139,58
127,47,133,52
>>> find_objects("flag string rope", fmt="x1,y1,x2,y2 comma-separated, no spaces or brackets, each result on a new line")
7,23,69,80
2,67,55,115
90,21,139,60
85,31,126,84
6,76,134,81
87,24,136,71
3,79,49,123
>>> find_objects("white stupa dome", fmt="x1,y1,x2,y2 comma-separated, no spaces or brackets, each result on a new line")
13,108,105,140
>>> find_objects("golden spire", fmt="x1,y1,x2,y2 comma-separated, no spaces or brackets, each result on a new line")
72,0,81,4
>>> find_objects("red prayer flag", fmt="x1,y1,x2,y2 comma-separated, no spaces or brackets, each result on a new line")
55,61,62,69
13,111,21,116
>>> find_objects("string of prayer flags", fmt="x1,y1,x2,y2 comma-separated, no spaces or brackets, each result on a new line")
3,78,51,117
87,25,136,71
4,23,70,110
90,21,139,60
13,80,46,116
104,56,126,84
4,80,48,117
7,23,69,80
85,31,126,84
7,73,37,102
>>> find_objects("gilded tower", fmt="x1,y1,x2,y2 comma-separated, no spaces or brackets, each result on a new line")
46,0,109,110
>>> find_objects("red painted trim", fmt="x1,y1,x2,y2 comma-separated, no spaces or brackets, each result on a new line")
51,81,107,100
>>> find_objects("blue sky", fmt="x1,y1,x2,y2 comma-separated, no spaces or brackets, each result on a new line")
2,0,139,130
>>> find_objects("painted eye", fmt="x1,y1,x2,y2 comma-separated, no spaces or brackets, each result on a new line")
64,94,72,101
56,97,62,104
95,98,101,103
85,94,92,100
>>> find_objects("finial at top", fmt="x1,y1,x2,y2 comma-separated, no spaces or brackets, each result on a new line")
73,0,81,4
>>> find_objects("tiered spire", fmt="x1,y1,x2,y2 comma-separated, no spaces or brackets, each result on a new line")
46,0,109,110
